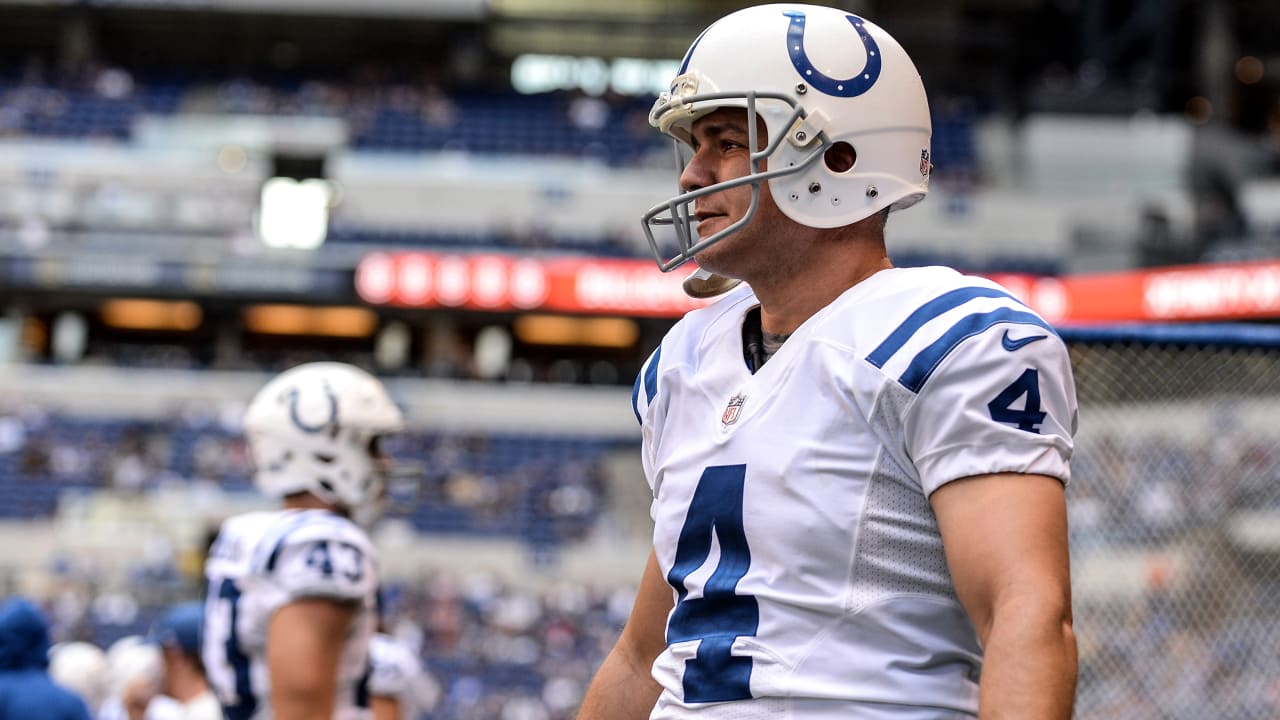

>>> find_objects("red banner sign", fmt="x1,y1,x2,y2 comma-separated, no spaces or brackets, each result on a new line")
356,252,711,317
357,252,1280,323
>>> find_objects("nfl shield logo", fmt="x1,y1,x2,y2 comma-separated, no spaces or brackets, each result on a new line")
919,149,931,177
721,394,747,426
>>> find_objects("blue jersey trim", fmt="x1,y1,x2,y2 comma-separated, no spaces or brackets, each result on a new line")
633,344,663,424
867,287,1023,369
899,308,1057,393
631,368,644,425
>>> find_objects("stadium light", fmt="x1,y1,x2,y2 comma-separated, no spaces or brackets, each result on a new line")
100,299,203,332
244,305,377,337
512,314,638,348
257,177,332,250
511,53,680,96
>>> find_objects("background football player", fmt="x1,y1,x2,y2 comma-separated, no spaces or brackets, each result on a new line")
201,362,406,720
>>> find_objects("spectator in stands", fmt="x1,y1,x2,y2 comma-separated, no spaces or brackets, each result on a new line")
139,602,219,720
98,635,164,720
0,596,92,720
48,641,110,715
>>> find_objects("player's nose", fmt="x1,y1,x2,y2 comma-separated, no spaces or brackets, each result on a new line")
679,148,715,192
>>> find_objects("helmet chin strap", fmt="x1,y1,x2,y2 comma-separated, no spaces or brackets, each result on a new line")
683,266,743,298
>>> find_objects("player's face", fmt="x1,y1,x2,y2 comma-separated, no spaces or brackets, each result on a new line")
677,107,793,278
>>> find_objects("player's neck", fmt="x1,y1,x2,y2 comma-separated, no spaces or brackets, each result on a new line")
283,492,342,515
754,247,892,336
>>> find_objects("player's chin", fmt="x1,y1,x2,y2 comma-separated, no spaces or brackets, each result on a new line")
690,239,740,276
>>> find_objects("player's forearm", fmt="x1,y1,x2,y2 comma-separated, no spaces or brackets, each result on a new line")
977,601,1077,720
578,645,662,720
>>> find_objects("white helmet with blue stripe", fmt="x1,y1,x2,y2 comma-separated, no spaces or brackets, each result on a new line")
644,3,932,282
244,362,405,525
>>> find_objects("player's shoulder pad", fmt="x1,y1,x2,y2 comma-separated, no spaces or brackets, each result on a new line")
863,271,1061,393
251,510,372,570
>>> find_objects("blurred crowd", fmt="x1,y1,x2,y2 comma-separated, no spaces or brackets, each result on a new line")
6,566,634,720
0,54,665,168
0,403,623,549
1068,432,1280,547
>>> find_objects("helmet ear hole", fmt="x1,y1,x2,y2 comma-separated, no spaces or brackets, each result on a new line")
824,142,857,173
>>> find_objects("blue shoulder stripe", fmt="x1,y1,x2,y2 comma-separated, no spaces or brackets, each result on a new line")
261,513,312,572
867,287,1023,369
898,308,1057,393
632,344,663,424
260,511,346,573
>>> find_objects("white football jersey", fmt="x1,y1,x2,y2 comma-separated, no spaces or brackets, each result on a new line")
202,509,379,720
631,267,1077,719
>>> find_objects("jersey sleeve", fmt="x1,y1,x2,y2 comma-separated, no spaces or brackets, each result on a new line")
902,320,1077,496
251,513,378,605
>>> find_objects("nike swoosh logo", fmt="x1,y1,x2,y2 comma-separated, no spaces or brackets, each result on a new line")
1001,330,1048,352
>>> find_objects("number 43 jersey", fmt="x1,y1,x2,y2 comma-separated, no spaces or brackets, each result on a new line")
631,267,1077,719
202,509,379,720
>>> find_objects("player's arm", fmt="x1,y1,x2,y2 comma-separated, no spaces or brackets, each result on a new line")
266,596,359,720
370,694,401,720
578,549,673,720
931,471,1076,720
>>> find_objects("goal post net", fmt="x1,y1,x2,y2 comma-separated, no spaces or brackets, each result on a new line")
1063,323,1280,720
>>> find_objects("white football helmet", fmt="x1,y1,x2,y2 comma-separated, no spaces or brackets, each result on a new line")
643,3,932,280
244,362,406,525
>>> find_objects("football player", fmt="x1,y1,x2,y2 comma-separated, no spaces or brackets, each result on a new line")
581,4,1078,719
202,362,405,720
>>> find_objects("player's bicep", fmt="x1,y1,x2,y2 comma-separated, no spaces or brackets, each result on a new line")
267,597,358,719
930,472,1071,643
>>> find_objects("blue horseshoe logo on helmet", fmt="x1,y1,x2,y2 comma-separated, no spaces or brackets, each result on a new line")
287,383,338,434
784,11,882,97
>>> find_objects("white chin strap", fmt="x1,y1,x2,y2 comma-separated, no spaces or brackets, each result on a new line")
682,267,743,299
